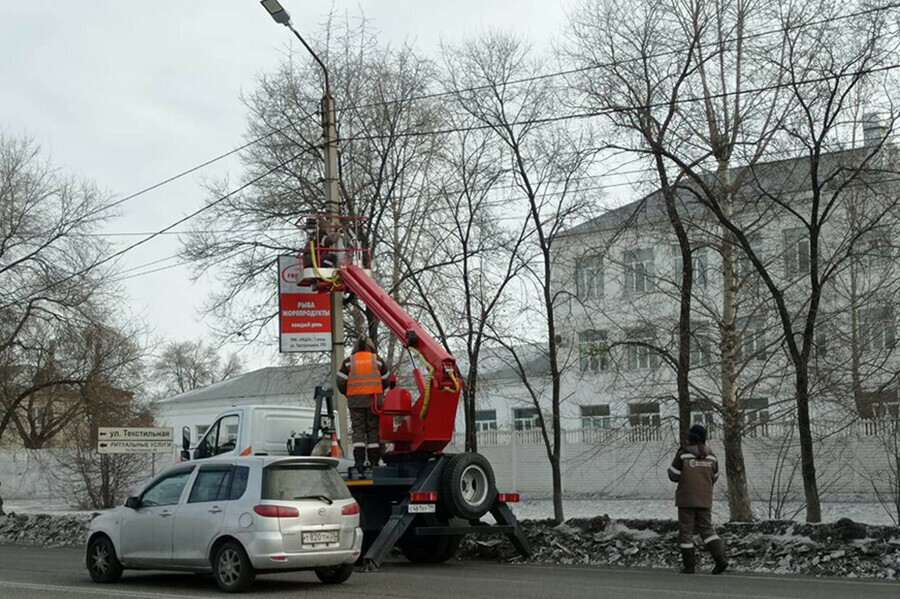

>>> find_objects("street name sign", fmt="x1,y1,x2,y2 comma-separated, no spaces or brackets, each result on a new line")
97,427,173,454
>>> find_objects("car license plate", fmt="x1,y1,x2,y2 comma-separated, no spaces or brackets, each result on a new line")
302,531,339,545
408,503,436,513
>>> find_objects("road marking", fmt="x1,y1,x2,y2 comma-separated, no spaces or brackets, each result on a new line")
0,580,198,598
514,562,900,588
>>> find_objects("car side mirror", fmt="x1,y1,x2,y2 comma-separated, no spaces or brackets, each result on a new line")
182,426,191,451
180,449,191,462
125,496,140,510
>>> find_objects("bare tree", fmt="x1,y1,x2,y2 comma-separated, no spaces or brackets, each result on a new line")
0,132,117,444
151,339,243,396
564,0,790,520
183,15,445,367
443,32,599,523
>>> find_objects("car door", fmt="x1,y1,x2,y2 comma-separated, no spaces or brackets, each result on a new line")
120,468,195,566
171,464,233,567
194,413,241,460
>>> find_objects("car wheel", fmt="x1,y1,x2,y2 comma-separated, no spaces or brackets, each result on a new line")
213,541,256,593
86,535,123,583
315,563,354,584
442,452,497,520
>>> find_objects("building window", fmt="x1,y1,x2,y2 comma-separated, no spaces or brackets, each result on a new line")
861,306,895,351
858,226,893,267
576,255,604,300
690,324,712,368
624,248,654,293
673,246,708,289
579,330,610,373
196,424,210,439
737,234,763,278
860,390,899,420
474,409,497,431
513,407,541,431
740,397,770,434
626,328,659,370
737,316,766,361
581,405,611,428
691,410,716,435
784,227,810,277
628,402,660,427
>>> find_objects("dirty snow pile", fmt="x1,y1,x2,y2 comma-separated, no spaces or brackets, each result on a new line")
460,516,900,579
0,512,95,547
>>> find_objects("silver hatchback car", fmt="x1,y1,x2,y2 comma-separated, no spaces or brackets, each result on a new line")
86,456,362,592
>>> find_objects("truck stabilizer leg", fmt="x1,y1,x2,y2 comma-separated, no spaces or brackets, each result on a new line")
363,503,416,571
360,458,443,570
490,501,533,559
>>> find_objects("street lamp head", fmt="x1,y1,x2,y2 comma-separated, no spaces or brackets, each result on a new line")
260,0,291,25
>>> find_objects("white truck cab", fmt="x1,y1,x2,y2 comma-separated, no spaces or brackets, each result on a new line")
181,405,330,461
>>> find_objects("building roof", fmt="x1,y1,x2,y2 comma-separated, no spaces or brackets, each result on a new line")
158,363,331,405
561,146,878,237
159,343,553,407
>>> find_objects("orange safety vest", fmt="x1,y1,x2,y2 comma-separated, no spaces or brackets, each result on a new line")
347,351,383,396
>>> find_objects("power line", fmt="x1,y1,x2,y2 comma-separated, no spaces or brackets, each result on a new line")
338,64,900,144
85,1,900,219
335,2,900,115
11,151,305,304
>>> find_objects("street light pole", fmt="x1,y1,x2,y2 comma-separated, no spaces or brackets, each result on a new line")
260,0,348,454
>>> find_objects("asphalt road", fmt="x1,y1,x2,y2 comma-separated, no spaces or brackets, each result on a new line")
0,544,898,599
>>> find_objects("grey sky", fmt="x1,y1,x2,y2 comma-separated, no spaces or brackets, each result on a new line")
1,0,568,368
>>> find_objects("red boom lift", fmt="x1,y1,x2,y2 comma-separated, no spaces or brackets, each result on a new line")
288,218,531,569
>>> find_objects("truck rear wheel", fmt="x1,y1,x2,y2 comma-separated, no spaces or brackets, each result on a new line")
399,531,461,564
442,452,496,520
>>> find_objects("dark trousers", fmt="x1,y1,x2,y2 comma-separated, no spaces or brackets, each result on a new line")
677,507,718,547
349,404,379,448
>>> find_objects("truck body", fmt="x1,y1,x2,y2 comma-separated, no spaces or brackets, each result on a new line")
181,405,340,462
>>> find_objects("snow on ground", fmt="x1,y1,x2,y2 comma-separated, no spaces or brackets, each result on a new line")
512,499,898,526
5,497,897,526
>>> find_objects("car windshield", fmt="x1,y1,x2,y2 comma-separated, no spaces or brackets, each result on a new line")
262,464,350,501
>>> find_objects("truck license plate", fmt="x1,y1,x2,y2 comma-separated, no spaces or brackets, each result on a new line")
408,503,436,513
303,531,339,544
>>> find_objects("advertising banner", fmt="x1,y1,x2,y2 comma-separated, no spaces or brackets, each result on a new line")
278,255,332,352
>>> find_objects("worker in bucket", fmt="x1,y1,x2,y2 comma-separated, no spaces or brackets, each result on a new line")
667,424,728,575
337,336,390,473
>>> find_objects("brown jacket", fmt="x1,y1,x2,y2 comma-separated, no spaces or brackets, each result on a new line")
668,443,719,509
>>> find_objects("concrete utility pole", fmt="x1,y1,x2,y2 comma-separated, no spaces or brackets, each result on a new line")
261,0,348,452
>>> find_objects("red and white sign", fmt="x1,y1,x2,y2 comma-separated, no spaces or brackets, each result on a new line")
278,255,332,352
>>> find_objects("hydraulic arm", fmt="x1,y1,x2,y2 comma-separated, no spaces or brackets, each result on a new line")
338,264,461,453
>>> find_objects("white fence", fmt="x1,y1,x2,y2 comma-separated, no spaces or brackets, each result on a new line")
447,419,900,501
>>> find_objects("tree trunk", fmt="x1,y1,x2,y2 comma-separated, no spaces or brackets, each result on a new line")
795,368,822,522
550,454,564,524
463,375,478,452
718,164,753,521
722,399,753,521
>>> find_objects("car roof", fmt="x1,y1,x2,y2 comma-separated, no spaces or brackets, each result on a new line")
185,455,340,469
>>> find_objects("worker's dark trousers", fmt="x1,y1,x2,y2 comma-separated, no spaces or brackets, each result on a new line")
348,395,380,467
678,507,725,562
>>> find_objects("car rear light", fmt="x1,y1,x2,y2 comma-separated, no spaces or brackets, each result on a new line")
498,493,520,503
269,555,287,562
410,491,438,503
253,505,299,518
342,501,360,516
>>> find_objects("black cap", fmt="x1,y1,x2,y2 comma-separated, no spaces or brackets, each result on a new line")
688,424,707,444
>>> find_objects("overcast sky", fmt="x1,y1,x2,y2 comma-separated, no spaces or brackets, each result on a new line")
1,0,571,369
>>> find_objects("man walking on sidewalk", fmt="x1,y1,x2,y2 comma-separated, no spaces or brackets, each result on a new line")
667,424,728,575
